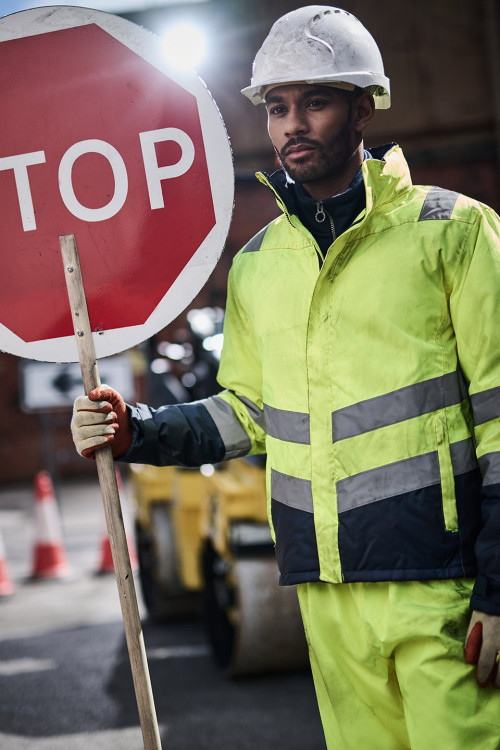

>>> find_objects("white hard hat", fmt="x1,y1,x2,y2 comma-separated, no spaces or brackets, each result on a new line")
242,6,390,109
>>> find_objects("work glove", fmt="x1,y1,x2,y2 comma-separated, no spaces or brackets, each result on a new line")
465,610,500,687
71,384,132,459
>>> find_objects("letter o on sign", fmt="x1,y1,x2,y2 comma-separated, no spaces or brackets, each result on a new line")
58,139,129,222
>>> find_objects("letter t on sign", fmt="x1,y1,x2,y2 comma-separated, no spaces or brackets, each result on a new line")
0,151,46,231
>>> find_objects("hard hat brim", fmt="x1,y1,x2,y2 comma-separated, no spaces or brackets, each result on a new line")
241,73,391,109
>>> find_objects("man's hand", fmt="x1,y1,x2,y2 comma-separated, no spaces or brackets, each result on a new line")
465,610,500,687
71,384,132,459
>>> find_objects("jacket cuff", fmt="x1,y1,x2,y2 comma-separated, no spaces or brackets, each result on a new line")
469,574,500,615
116,403,157,462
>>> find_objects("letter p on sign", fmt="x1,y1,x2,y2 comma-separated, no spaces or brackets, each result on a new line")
140,128,195,210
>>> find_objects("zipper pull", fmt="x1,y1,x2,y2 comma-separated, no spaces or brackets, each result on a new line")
315,202,326,223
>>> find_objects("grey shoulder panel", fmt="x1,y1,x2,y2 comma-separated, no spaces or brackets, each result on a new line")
242,222,272,253
418,186,459,221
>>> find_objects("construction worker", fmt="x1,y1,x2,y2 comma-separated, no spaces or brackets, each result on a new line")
71,6,500,749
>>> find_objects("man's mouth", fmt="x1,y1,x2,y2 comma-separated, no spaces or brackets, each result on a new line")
284,144,315,160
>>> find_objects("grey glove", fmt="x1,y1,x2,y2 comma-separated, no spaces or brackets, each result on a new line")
465,610,500,687
71,384,132,459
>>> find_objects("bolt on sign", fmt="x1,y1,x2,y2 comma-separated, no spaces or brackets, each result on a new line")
0,6,234,362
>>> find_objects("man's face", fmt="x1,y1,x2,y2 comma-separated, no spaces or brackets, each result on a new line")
265,84,358,190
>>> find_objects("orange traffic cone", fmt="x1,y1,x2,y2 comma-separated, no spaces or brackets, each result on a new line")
30,471,72,580
96,468,138,575
0,525,14,596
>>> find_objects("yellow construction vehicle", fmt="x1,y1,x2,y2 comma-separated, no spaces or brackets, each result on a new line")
130,456,308,676
131,308,307,675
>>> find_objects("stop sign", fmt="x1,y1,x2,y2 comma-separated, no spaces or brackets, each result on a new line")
0,7,234,362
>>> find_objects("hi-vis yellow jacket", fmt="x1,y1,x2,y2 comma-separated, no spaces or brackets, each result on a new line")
217,144,500,613
126,144,500,614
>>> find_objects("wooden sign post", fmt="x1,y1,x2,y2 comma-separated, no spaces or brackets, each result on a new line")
60,233,162,750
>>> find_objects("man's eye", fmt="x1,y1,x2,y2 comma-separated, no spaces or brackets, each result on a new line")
268,106,286,116
307,99,325,108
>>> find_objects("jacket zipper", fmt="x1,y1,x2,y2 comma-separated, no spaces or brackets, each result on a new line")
256,173,329,264
315,201,337,244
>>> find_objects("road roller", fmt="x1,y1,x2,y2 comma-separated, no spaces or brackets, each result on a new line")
130,456,308,676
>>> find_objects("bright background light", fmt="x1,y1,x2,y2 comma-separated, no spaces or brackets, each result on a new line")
161,23,207,70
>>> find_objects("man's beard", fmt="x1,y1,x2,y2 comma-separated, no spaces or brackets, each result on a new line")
276,116,355,186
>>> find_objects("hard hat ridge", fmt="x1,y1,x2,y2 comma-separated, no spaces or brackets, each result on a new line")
242,5,390,109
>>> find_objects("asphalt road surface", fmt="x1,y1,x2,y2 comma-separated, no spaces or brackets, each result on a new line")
0,477,326,749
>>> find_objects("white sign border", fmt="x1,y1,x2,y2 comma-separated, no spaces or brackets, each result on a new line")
0,6,234,363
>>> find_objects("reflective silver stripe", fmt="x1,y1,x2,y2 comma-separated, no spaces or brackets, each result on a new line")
242,223,271,253
450,438,479,476
478,452,500,487
418,186,459,221
271,468,313,513
470,387,500,426
240,395,267,431
202,396,251,460
332,371,467,442
337,452,440,514
337,439,478,514
264,404,310,444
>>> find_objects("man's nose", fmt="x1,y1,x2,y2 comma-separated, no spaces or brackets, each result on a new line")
285,107,308,137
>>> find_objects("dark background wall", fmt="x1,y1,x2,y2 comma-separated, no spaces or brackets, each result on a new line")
1,0,499,482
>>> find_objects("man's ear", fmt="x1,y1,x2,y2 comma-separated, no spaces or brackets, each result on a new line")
352,93,375,133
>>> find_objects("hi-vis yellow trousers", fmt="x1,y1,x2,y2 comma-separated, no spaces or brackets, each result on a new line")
297,579,500,750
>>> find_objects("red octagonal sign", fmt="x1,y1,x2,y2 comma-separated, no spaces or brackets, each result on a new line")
0,7,234,362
